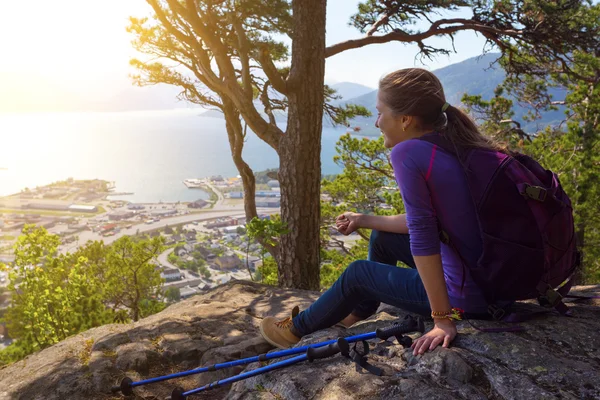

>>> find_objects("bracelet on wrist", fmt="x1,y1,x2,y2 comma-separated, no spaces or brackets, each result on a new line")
431,308,463,321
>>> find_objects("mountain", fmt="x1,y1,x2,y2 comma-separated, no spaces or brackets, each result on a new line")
342,53,566,136
199,81,375,121
330,82,375,103
0,71,196,113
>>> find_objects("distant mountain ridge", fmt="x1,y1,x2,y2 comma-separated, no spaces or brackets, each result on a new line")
2,53,566,134
199,81,375,121
343,53,566,135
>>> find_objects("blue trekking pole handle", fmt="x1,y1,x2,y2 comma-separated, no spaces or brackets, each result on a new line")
169,339,350,400
111,315,424,395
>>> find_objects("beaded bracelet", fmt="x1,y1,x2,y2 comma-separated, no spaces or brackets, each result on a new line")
431,308,464,321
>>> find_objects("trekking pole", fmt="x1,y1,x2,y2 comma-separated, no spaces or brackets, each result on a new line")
168,338,351,400
111,315,425,396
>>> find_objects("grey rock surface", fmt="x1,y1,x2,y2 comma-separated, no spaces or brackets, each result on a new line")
0,281,598,400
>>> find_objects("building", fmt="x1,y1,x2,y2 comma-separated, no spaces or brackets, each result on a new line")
255,191,280,198
223,225,245,234
206,218,237,229
68,204,98,213
215,255,242,270
108,210,135,221
127,203,146,210
23,203,69,211
100,223,118,234
161,268,183,282
228,191,244,199
255,197,281,208
216,275,231,285
180,286,199,299
185,232,197,243
188,199,208,209
174,244,192,257
151,209,178,218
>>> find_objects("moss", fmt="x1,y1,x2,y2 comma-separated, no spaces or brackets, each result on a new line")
102,349,118,360
150,336,164,353
78,338,95,366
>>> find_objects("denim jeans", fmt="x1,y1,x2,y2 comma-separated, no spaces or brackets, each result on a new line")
292,230,431,336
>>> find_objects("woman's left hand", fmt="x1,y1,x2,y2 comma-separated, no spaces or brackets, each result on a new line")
411,318,457,356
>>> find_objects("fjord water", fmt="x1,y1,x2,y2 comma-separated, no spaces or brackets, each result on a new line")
0,109,355,203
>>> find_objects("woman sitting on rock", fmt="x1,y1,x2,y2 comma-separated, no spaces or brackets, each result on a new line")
259,67,547,356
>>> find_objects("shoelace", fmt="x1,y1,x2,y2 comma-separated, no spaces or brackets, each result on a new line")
275,316,293,329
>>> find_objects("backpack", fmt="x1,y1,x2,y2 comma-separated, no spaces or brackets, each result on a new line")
419,134,580,319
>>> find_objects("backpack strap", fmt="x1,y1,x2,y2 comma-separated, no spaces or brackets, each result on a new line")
345,341,383,376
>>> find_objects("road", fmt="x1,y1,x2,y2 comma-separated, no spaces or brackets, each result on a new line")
157,247,176,269
204,180,225,205
66,207,278,251
158,235,255,290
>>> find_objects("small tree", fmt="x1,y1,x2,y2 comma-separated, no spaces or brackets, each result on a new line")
0,226,113,363
165,286,181,303
102,236,166,321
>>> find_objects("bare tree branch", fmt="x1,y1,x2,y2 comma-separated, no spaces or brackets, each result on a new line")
326,19,515,58
257,47,288,94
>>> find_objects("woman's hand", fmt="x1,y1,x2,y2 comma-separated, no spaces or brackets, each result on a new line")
335,212,362,235
411,318,457,355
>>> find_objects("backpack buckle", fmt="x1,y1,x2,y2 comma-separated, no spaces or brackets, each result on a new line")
523,184,547,202
487,304,506,320
541,288,563,308
537,282,563,308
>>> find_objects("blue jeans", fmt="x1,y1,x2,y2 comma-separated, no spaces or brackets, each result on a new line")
292,230,431,336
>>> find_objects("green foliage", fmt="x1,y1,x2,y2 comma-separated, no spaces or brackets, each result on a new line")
320,241,369,289
324,85,372,126
247,217,289,284
0,226,113,365
165,286,181,303
199,265,211,279
139,298,166,319
320,134,403,256
167,251,178,264
246,216,289,248
253,257,279,286
322,134,402,215
0,227,167,365
254,169,279,185
102,236,165,322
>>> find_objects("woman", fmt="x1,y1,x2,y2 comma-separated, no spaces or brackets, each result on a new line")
260,67,507,356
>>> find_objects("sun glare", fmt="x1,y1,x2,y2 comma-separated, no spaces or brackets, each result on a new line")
0,0,149,111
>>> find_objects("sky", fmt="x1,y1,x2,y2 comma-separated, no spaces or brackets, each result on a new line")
0,0,488,112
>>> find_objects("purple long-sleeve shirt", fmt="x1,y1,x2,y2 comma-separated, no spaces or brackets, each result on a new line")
390,132,487,313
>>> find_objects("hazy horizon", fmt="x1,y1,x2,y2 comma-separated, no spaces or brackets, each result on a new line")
0,1,489,113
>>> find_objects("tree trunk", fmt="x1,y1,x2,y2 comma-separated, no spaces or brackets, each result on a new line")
223,100,259,222
132,271,140,322
277,0,327,290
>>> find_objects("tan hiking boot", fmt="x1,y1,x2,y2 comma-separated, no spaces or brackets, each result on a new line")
260,305,301,349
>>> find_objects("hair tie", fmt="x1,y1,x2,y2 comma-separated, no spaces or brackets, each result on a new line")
441,102,450,112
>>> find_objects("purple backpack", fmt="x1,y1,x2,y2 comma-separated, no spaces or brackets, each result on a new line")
419,134,580,319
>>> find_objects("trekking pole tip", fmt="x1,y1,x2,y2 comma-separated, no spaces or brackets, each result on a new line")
170,386,186,400
111,377,134,396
